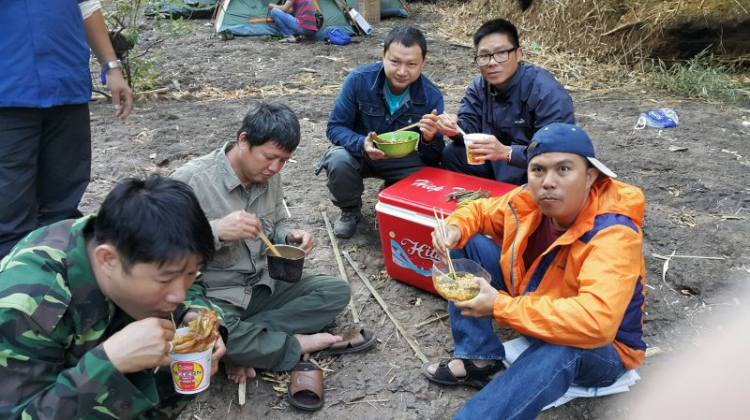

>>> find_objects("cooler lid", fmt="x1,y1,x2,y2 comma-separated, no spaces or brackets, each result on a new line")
378,167,516,215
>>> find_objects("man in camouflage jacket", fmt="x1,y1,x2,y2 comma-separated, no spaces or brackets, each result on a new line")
0,175,227,420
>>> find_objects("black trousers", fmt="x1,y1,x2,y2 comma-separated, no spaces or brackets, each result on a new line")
0,104,91,258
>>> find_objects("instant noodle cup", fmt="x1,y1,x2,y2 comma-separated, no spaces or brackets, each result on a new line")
169,327,214,394
431,258,489,302
463,133,488,165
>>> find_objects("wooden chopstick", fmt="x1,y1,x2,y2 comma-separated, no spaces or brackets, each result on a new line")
241,210,282,257
258,231,282,257
433,208,457,279
440,209,457,278
440,113,467,137
393,121,421,133
154,313,179,374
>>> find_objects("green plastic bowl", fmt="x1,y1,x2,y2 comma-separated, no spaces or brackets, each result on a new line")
374,131,419,158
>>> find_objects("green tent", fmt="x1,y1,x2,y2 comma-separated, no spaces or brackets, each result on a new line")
381,0,408,18
215,0,407,39
215,0,356,39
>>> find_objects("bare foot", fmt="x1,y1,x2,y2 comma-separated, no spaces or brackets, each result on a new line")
294,333,343,354
225,362,256,384
425,359,496,377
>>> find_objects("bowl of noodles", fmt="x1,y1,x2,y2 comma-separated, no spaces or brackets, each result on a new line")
431,258,489,302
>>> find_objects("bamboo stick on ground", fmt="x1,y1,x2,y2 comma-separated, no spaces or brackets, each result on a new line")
415,313,450,329
322,212,360,324
238,381,246,406
652,253,725,261
343,250,428,363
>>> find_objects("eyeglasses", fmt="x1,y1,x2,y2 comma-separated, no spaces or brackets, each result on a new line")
474,47,518,66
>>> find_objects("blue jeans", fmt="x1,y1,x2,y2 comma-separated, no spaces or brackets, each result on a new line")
454,339,626,420
270,8,316,38
315,145,425,208
449,234,506,360
449,235,627,419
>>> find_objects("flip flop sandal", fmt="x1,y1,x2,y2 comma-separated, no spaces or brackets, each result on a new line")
288,361,324,411
318,328,377,357
421,358,504,389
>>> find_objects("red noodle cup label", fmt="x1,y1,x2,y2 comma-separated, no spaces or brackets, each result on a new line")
169,344,212,394
172,361,205,392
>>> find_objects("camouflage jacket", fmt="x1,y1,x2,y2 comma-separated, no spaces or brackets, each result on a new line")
0,216,224,420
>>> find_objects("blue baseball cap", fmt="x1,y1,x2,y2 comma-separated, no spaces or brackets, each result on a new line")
526,123,617,178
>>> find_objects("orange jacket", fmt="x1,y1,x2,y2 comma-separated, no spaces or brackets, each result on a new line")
447,178,646,370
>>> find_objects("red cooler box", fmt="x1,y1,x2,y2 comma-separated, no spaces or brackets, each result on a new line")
376,167,515,295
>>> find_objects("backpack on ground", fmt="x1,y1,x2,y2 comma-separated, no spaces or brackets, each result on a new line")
326,27,351,45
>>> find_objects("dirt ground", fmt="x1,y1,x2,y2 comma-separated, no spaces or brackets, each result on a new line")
84,8,750,420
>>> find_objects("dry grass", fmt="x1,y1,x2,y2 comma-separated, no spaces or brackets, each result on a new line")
415,0,750,90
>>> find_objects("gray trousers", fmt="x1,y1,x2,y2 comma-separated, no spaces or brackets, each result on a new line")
219,274,350,371
316,146,426,208
0,105,91,258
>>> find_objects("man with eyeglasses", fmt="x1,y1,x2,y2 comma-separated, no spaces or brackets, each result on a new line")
437,18,575,186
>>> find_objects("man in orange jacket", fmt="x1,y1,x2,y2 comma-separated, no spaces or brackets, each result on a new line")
422,123,646,419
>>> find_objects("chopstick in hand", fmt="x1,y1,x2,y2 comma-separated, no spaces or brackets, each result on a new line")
258,231,282,257
154,313,178,374
433,208,457,279
393,121,421,133
440,114,467,137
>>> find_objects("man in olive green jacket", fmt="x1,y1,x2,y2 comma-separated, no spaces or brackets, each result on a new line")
171,101,358,384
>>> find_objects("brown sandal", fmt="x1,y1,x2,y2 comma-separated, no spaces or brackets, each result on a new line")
288,361,324,411
318,328,377,357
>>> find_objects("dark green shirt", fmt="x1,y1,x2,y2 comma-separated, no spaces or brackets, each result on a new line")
0,216,223,420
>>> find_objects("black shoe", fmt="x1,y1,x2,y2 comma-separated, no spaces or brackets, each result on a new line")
334,206,361,238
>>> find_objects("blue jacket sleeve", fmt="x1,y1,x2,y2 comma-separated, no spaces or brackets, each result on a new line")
455,75,485,144
326,72,366,157
506,80,575,169
530,83,575,130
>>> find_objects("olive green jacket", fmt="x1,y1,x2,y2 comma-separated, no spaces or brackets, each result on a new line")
170,142,292,309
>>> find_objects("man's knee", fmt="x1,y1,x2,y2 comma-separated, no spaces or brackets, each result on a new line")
309,275,351,310
320,147,358,175
328,277,352,310
441,143,466,171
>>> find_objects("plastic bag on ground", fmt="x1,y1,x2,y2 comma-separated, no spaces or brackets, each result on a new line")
634,108,679,129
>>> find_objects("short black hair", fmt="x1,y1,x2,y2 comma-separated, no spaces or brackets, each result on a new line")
473,18,520,49
384,25,427,59
235,101,301,153
95,175,214,272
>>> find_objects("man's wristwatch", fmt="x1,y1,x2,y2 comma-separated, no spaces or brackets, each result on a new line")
101,60,123,73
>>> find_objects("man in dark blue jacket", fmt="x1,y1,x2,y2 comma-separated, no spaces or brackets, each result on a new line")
0,0,133,259
316,25,444,239
437,19,574,186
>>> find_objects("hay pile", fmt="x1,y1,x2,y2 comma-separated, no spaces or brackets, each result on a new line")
420,0,750,86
